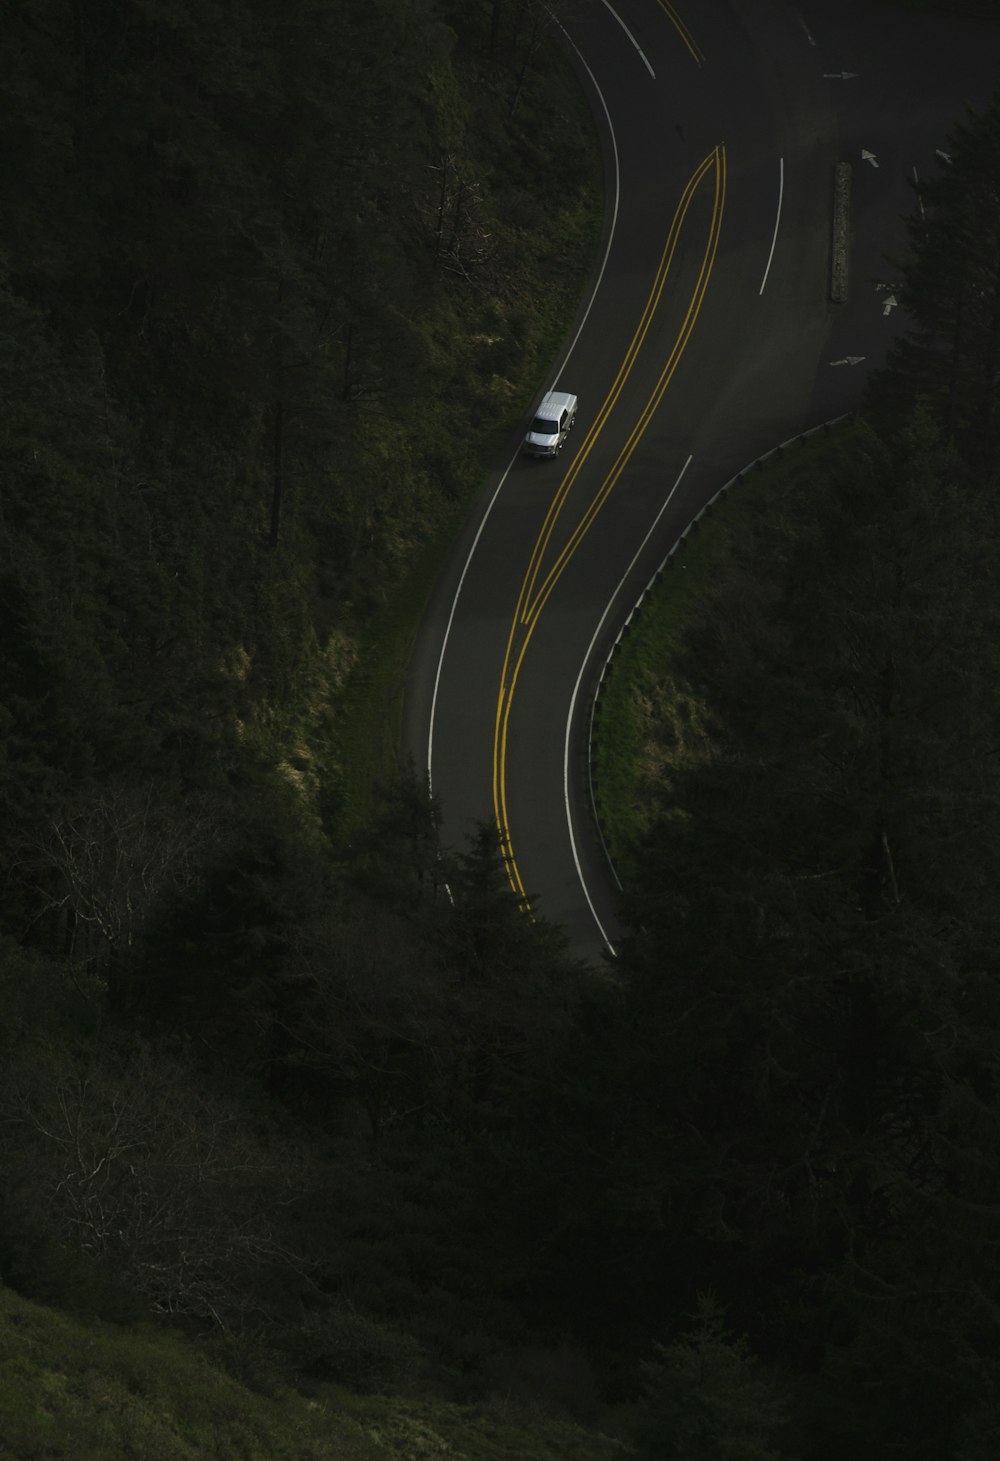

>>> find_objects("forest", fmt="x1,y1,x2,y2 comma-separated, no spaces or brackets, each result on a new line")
1,0,1000,1455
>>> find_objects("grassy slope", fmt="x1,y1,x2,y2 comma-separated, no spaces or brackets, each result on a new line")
0,1285,630,1461
592,429,845,873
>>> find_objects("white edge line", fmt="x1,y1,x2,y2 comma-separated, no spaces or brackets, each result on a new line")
597,0,655,78
563,455,693,956
426,33,621,788
759,156,784,295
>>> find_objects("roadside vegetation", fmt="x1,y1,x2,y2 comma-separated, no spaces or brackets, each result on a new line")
0,1283,625,1461
593,85,1000,1459
589,429,843,870
3,0,1000,1453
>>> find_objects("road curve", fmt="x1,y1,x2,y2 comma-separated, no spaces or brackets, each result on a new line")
403,0,1000,961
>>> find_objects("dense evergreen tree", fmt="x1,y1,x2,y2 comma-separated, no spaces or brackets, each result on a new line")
873,88,1000,480
0,0,604,1403
0,0,597,958
601,410,1000,1454
632,1297,792,1461
6,0,1000,1452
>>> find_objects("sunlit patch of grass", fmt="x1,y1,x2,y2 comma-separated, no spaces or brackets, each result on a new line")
0,1286,630,1460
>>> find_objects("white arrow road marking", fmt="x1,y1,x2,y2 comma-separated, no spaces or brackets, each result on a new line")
882,294,898,316
823,71,859,79
861,149,879,168
935,149,953,165
830,356,866,366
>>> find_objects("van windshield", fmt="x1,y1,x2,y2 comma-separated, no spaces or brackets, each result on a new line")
532,417,558,435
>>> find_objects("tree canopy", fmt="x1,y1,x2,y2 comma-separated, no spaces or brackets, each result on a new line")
3,4,1000,1455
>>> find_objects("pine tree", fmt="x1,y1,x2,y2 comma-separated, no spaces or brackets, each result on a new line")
873,88,1000,478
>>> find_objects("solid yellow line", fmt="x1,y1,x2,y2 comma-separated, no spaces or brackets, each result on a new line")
524,146,725,627
494,146,727,901
655,0,705,66
516,150,716,626
488,152,718,897
488,151,713,899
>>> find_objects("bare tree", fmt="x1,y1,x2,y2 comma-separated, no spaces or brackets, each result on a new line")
1,1038,309,1327
422,153,495,283
17,779,214,984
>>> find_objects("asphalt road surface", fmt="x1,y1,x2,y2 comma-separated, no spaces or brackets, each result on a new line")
403,0,1000,961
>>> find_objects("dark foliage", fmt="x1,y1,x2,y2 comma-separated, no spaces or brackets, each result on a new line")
868,88,1000,483
4,5,1000,1456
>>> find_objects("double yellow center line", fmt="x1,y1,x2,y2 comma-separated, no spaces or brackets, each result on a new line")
657,0,705,67
492,144,727,903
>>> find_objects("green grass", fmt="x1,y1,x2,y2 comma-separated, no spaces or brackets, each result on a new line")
0,1285,630,1461
0,1284,378,1461
591,519,722,867
591,427,849,875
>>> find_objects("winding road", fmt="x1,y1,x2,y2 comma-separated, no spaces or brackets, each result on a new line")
403,0,999,960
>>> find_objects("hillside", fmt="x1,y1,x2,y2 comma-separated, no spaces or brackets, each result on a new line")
0,1284,629,1460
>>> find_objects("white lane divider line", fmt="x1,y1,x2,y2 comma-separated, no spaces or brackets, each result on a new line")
759,156,784,295
794,9,817,45
426,30,621,786
913,166,926,222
